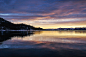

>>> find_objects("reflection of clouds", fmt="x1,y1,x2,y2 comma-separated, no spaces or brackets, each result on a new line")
10,31,86,44
40,42,86,50
14,36,86,43
33,31,86,37
1,31,86,50
1,40,86,50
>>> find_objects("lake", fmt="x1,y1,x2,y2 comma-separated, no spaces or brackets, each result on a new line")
0,30,86,57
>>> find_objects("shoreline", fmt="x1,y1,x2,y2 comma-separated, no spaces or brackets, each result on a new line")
0,30,86,31
0,30,41,31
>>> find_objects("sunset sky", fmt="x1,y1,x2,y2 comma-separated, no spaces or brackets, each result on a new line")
0,0,86,29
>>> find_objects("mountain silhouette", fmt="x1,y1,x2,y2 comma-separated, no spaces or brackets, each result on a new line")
0,17,43,30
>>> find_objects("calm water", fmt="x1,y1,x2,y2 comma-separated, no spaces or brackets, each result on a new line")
0,31,86,57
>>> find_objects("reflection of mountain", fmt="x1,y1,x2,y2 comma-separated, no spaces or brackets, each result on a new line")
0,31,34,42
75,30,86,34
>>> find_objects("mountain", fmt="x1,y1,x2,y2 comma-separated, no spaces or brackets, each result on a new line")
0,17,43,30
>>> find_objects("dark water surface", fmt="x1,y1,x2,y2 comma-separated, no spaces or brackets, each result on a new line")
0,31,86,57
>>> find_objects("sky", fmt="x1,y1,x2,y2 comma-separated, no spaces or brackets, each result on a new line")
0,0,86,29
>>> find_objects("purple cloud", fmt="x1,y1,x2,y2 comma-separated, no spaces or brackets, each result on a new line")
0,0,86,23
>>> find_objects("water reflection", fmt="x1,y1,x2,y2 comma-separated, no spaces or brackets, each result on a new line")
1,30,86,56
0,31,34,42
0,30,86,49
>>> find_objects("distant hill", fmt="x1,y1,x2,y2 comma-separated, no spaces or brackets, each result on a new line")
0,17,43,30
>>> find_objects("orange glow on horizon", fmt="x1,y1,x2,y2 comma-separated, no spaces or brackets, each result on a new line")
11,18,86,29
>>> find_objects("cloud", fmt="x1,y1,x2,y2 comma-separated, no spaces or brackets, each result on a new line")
0,0,86,28
33,18,86,25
